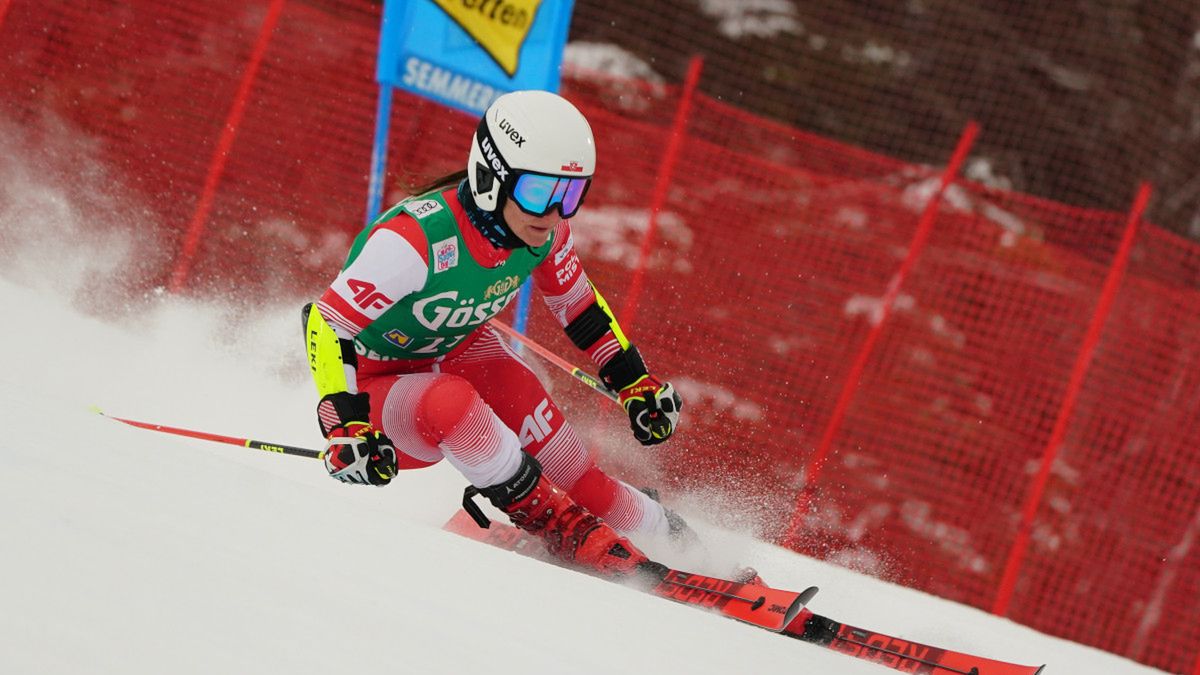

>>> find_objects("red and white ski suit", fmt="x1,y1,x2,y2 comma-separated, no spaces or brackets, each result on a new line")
315,189,668,539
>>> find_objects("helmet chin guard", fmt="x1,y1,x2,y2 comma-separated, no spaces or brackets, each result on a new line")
467,90,596,214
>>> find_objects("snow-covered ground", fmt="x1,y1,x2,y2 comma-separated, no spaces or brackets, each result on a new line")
0,241,1165,675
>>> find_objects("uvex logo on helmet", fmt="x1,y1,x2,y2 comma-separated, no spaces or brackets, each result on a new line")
479,136,509,182
497,117,526,146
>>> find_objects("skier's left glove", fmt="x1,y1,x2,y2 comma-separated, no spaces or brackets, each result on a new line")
318,392,397,486
617,375,682,445
600,343,686,444
599,345,682,446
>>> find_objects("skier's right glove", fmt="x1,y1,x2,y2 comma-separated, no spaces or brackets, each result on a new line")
317,392,397,486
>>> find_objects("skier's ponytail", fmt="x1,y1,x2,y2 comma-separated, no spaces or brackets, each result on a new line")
406,169,467,199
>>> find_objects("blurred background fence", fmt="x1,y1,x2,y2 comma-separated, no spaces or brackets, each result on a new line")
1,1,1198,672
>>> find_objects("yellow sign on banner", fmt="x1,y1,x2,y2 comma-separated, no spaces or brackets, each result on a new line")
432,0,543,76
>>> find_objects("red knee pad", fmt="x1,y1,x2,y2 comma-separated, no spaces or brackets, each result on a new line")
415,374,479,443
568,465,620,518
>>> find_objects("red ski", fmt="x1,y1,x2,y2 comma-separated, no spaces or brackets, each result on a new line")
443,509,813,633
785,608,1045,674
443,509,1045,675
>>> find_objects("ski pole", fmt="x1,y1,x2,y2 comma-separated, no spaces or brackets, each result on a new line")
490,319,619,404
95,321,614,461
92,407,324,460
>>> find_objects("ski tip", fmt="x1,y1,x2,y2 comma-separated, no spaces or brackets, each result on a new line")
781,586,819,630
781,597,805,630
1034,666,1046,674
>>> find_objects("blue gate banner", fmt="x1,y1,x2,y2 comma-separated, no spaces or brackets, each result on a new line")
378,0,576,115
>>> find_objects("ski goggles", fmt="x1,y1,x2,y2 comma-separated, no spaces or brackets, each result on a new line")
509,172,592,219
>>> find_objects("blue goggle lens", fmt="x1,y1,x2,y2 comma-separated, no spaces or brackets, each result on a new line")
511,174,590,218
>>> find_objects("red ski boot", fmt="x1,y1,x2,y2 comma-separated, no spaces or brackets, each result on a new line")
480,453,652,578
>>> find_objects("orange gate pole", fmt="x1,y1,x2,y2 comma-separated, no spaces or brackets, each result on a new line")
780,120,980,550
168,0,286,292
991,182,1152,617
620,54,703,330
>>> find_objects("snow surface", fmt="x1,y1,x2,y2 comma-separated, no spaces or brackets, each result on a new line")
0,254,1167,675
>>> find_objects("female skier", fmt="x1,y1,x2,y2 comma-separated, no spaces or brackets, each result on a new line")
303,90,685,577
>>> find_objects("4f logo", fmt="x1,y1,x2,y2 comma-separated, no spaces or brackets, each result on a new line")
346,278,393,311
518,399,554,445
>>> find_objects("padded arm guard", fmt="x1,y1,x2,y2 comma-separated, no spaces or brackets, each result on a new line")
563,283,630,351
303,302,359,397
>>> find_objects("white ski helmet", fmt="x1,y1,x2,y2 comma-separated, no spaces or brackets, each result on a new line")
467,90,596,218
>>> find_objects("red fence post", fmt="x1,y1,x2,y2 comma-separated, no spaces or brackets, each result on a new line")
619,54,704,330
991,181,1153,617
779,120,980,550
167,0,286,293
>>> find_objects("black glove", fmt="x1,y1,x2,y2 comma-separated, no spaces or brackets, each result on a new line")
598,345,683,446
318,392,397,486
617,374,682,445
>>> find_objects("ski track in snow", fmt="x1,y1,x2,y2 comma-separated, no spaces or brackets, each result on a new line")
0,278,1164,675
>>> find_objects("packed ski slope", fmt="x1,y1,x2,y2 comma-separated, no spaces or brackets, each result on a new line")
0,260,1165,675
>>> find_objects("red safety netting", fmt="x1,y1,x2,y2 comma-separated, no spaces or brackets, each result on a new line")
2,1,1199,672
